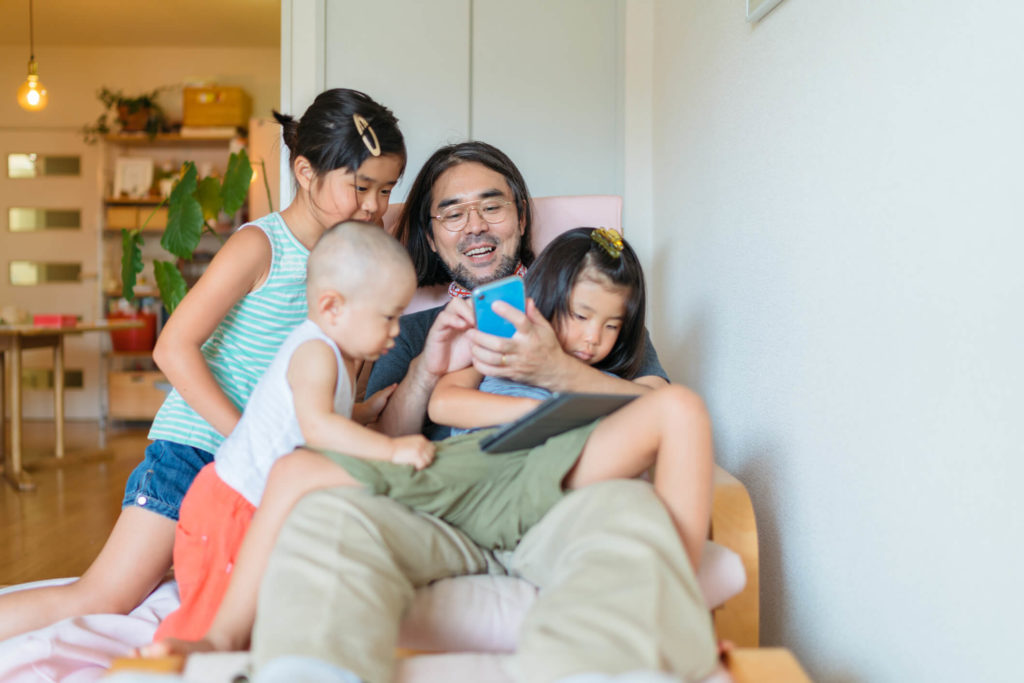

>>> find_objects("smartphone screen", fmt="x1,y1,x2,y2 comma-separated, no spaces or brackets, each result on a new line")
472,276,526,338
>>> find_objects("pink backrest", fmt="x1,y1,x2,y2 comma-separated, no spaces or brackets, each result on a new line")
382,195,624,315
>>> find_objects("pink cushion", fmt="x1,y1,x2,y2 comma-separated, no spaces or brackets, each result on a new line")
397,538,745,654
529,194,622,252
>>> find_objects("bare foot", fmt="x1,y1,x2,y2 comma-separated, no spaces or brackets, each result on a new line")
136,636,218,658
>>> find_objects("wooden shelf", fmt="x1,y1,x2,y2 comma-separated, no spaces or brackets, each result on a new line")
104,288,160,299
102,227,166,234
105,132,242,146
104,196,166,205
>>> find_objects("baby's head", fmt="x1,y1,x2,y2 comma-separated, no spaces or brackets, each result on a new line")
306,220,416,361
525,227,647,379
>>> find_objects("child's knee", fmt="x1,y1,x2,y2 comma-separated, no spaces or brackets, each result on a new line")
66,576,142,615
656,384,709,424
268,449,318,488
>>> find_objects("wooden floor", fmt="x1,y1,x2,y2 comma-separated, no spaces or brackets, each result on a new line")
0,420,149,585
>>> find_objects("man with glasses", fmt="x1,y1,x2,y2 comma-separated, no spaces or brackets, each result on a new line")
251,142,718,683
375,141,671,440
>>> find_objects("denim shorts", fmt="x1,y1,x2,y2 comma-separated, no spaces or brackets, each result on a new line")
122,440,215,521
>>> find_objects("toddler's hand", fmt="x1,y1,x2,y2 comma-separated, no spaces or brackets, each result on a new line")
390,435,435,470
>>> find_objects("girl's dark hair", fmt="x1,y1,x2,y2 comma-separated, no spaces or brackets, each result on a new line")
525,227,647,379
273,88,405,179
394,141,535,286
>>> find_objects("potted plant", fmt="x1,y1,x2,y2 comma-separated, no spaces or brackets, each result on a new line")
82,87,168,143
120,150,253,314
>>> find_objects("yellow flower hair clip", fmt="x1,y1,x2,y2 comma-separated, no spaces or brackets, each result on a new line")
591,227,624,258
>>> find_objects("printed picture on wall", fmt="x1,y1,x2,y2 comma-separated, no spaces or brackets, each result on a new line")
113,158,154,199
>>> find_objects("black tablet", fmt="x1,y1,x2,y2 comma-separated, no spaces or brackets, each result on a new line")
479,392,638,453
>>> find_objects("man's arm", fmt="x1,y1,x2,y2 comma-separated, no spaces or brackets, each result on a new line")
368,298,475,437
469,300,669,394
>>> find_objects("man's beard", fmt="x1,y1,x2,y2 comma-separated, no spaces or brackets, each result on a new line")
442,254,519,291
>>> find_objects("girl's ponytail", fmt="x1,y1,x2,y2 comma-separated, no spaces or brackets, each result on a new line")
272,110,299,153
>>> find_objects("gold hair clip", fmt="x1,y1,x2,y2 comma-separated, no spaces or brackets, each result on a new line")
591,227,624,258
352,113,381,157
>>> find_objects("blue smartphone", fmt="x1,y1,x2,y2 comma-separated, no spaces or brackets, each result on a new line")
472,276,526,338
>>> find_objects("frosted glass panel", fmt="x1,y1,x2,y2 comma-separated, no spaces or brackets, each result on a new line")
9,261,82,285
8,208,81,231
22,368,85,390
7,154,81,178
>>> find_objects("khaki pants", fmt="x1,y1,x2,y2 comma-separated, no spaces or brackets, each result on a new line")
251,479,717,683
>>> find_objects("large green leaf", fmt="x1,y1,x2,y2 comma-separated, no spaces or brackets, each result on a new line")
120,229,144,301
154,260,188,314
220,149,253,216
195,176,223,223
162,163,203,260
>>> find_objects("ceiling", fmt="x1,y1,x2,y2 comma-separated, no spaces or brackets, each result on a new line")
0,0,280,48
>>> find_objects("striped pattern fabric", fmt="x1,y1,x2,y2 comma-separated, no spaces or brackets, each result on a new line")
148,212,310,454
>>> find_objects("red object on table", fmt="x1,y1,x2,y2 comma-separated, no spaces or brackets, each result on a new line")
33,314,78,327
108,311,157,351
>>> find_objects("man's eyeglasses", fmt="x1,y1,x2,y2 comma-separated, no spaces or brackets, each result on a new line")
431,199,515,233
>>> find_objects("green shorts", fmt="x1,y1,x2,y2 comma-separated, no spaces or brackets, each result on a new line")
319,421,600,550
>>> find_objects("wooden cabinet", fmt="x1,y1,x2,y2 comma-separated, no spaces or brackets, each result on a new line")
104,200,168,231
104,351,167,422
108,369,167,420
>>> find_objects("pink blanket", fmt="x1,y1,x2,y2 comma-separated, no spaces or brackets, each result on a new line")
0,579,180,682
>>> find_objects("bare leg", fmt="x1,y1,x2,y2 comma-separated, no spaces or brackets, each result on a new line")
0,506,175,640
145,449,359,656
563,384,714,568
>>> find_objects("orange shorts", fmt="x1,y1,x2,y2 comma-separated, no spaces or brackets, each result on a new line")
153,462,256,642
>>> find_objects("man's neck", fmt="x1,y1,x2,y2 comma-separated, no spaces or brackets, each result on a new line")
448,263,527,299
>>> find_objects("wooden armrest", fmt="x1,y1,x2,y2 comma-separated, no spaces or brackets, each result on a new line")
726,647,810,682
710,464,759,647
107,655,184,675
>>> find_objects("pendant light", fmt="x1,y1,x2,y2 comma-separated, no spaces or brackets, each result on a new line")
16,0,48,112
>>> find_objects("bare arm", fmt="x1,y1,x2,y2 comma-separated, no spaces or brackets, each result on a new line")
469,299,668,395
289,341,433,468
374,297,476,436
427,367,541,430
152,228,272,437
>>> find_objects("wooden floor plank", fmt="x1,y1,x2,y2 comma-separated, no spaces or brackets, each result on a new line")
0,420,148,585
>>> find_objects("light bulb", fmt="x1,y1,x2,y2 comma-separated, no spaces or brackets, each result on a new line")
16,60,48,112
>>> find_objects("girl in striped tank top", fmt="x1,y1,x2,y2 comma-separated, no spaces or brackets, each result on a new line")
0,89,407,640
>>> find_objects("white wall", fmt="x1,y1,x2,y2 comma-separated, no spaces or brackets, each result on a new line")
0,46,280,130
646,1,1024,680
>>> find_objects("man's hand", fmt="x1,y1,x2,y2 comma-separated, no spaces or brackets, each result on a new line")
352,383,397,425
389,434,436,470
421,297,475,378
469,299,574,390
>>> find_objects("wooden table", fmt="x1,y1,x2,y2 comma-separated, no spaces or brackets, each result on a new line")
0,320,143,491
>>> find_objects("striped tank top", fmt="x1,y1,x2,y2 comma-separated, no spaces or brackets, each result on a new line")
148,212,310,454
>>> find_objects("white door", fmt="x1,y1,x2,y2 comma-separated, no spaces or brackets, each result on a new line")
286,0,622,202
0,130,103,419
470,0,623,198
